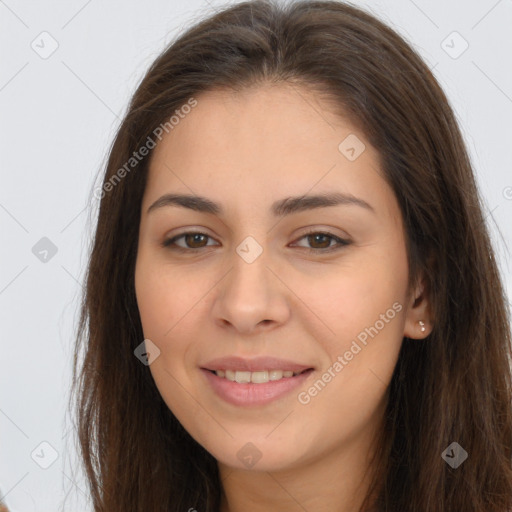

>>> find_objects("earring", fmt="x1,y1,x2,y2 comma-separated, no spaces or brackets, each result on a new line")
419,320,426,333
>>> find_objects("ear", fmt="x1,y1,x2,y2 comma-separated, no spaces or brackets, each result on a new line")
403,271,434,339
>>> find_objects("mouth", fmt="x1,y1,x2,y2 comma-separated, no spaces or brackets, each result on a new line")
200,356,315,406
204,368,313,384
200,367,315,407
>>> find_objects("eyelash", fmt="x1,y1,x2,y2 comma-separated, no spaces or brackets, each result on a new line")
161,229,351,254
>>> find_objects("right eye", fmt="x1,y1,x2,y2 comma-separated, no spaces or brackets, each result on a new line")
161,231,219,251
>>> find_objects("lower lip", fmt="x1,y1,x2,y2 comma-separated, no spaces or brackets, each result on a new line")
201,368,314,407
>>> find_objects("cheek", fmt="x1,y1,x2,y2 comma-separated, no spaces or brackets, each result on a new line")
135,256,215,393
135,259,208,430
299,257,407,347
295,251,408,419
135,270,171,341
293,269,406,451
135,255,201,341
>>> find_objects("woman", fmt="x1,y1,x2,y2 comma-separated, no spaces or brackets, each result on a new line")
70,0,512,510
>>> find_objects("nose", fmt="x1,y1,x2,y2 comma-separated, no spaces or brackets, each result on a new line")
211,245,291,335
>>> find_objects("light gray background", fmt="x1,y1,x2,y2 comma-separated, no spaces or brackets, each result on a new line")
1,0,511,510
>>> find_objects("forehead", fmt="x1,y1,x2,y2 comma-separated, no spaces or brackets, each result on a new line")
143,84,395,220
152,83,365,164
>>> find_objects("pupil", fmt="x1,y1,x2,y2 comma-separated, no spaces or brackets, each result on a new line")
188,234,205,247
310,234,329,248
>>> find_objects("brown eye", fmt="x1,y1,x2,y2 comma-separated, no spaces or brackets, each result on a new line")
183,233,209,248
306,233,333,249
291,231,351,253
161,232,217,250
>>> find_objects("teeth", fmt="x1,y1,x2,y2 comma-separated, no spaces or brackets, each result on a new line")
251,370,269,383
269,370,283,381
215,369,304,383
235,371,251,383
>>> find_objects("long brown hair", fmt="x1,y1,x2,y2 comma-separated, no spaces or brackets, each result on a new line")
69,1,512,510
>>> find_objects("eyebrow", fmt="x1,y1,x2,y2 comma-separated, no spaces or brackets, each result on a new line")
146,192,375,216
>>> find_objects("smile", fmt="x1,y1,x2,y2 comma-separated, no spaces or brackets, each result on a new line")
212,369,308,383
201,368,314,406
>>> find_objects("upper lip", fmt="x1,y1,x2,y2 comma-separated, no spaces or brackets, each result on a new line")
201,356,313,373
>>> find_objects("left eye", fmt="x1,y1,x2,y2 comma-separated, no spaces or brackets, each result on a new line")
161,231,350,253
162,232,218,250
291,231,350,251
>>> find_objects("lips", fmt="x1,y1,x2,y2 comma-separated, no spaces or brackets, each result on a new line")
200,356,315,406
201,368,313,406
201,355,313,373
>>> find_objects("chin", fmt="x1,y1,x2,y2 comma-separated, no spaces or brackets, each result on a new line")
207,436,310,473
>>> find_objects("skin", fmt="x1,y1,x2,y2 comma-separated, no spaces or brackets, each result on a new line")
134,83,432,512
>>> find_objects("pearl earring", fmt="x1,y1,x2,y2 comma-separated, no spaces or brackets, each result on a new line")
419,320,426,333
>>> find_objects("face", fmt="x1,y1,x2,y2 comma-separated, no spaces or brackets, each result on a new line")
134,84,429,473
